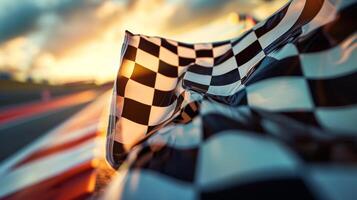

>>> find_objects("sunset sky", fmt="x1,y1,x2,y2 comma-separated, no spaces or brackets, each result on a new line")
0,0,287,84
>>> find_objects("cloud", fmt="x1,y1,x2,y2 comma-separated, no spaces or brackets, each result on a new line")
0,0,108,42
0,0,288,83
0,1,41,43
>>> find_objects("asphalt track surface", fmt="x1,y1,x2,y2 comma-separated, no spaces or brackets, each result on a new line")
0,90,100,163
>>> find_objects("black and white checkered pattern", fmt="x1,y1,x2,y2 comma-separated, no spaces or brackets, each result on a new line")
106,1,357,198
107,0,347,165
105,99,357,200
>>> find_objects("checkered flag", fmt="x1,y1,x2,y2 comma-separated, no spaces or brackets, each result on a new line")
106,2,357,199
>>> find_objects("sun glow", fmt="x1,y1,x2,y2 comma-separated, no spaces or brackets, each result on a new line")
0,0,288,84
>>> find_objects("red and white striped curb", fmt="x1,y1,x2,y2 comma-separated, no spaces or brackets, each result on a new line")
0,91,111,200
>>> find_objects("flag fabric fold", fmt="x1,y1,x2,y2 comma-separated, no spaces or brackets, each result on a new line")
105,0,357,199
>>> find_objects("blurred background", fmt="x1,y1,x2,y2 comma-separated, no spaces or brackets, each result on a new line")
0,0,288,198
0,0,288,86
